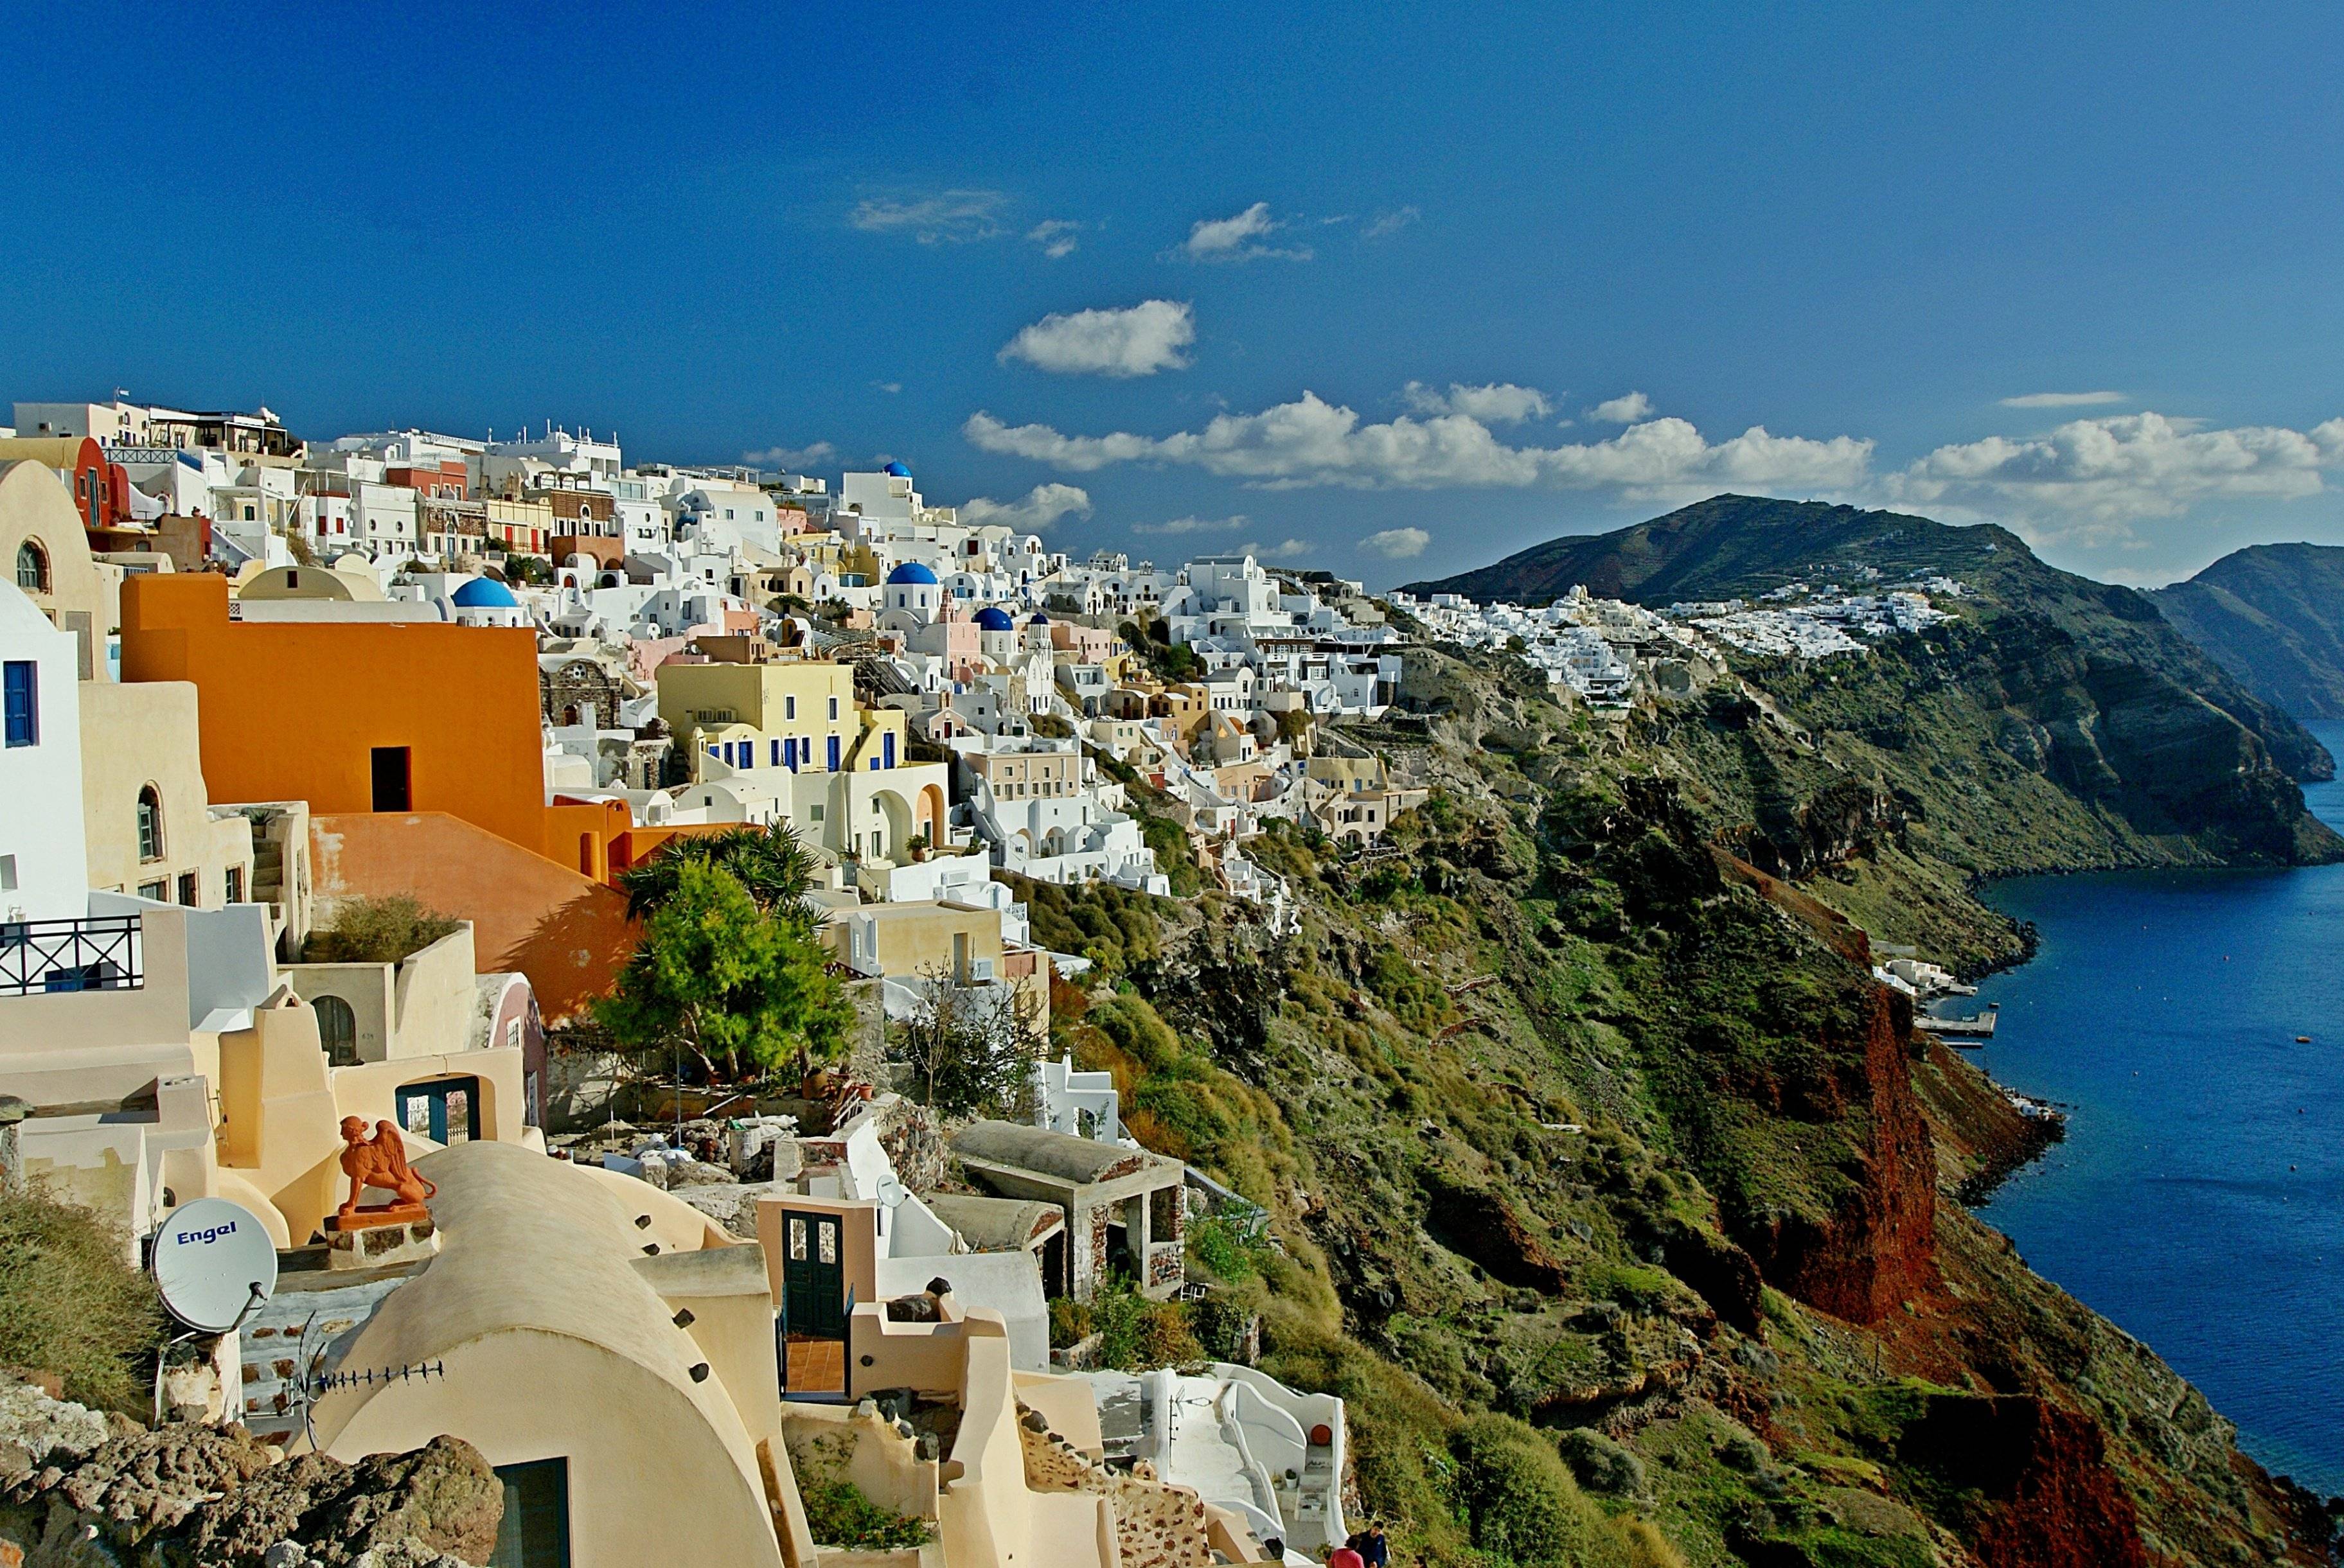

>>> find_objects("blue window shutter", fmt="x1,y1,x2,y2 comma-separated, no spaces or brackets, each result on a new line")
770,739,781,766
883,732,896,769
3,662,35,748
828,736,840,772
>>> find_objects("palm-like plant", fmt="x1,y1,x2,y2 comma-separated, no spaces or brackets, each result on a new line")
619,822,822,926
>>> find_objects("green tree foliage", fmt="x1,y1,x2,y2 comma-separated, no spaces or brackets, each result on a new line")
303,895,462,964
617,822,821,922
596,862,852,1081
0,1185,163,1412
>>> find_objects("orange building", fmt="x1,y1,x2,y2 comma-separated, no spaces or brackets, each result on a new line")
116,574,664,1020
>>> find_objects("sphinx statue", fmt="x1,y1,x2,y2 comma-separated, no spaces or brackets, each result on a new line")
334,1116,438,1225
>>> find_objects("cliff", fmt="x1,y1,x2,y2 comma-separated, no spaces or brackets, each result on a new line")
1031,633,2337,1567
2151,542,2344,718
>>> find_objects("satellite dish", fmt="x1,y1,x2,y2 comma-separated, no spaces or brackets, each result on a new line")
150,1198,277,1333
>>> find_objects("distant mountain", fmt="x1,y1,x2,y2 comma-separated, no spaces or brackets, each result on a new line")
2149,543,2344,718
1401,497,2338,836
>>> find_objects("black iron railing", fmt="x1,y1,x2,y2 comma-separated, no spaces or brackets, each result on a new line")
0,915,144,996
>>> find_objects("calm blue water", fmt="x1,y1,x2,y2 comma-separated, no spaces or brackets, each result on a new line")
1970,719,2344,1498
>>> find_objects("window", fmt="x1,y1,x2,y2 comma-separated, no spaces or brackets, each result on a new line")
176,872,199,907
136,786,164,861
3,662,36,748
13,541,47,592
785,695,796,721
828,696,840,721
0,854,15,892
770,739,781,767
490,1458,571,1568
138,879,166,901
315,995,359,1067
826,735,840,772
226,867,244,903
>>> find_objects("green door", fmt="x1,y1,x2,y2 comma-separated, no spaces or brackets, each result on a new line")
782,1211,846,1339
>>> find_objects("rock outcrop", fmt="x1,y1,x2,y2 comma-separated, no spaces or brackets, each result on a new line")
0,1384,501,1568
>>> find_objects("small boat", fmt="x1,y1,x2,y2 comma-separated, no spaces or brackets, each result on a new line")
2296,1035,2313,1044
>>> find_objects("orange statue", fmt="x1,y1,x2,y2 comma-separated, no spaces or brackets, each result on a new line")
333,1116,437,1227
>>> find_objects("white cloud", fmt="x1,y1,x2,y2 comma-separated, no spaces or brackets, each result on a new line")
955,483,1093,532
999,300,1195,378
1133,514,1247,536
2000,391,2127,409
873,381,903,394
1180,202,1311,263
1363,206,1421,239
744,441,835,470
1892,412,2344,534
1589,391,1655,423
849,189,1006,244
1360,527,1431,559
1239,538,1312,560
964,392,1872,498
1403,381,1552,424
1027,219,1080,259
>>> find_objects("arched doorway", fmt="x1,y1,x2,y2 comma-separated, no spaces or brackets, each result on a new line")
314,994,359,1067
917,784,946,845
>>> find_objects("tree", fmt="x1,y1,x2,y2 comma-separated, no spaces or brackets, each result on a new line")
894,960,1043,1116
618,822,821,923
595,862,853,1082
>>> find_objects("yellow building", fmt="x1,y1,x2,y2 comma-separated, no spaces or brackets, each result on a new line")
658,655,952,858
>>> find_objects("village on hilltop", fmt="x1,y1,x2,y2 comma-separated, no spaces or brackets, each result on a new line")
0,398,1966,1568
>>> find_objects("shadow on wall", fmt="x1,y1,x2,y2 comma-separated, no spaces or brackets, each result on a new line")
309,812,637,1024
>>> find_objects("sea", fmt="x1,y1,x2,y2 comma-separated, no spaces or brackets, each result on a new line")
1968,718,2344,1498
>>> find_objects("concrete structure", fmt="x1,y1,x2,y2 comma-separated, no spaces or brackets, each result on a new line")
950,1122,1185,1301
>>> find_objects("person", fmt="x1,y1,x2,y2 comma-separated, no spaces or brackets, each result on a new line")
1326,1548,1364,1568
1361,1524,1389,1568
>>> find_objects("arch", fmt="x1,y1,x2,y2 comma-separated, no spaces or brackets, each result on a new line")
873,789,913,858
136,783,165,863
15,539,49,593
916,784,946,845
314,994,359,1067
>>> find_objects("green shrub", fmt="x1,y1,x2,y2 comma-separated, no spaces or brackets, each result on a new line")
1558,1427,1647,1499
1049,1296,1092,1349
305,895,462,964
1447,1413,1610,1568
799,1479,932,1549
1088,1282,1202,1370
0,1184,164,1412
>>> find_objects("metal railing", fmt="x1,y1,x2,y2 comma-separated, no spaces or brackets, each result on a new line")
0,915,143,996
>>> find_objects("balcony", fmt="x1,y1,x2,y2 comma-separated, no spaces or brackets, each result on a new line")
0,915,145,996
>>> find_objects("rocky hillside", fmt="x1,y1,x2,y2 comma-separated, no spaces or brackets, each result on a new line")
1403,495,2334,790
2149,543,2344,718
1031,635,2340,1568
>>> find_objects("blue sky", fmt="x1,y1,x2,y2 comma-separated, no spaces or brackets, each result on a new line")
2,1,2340,586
